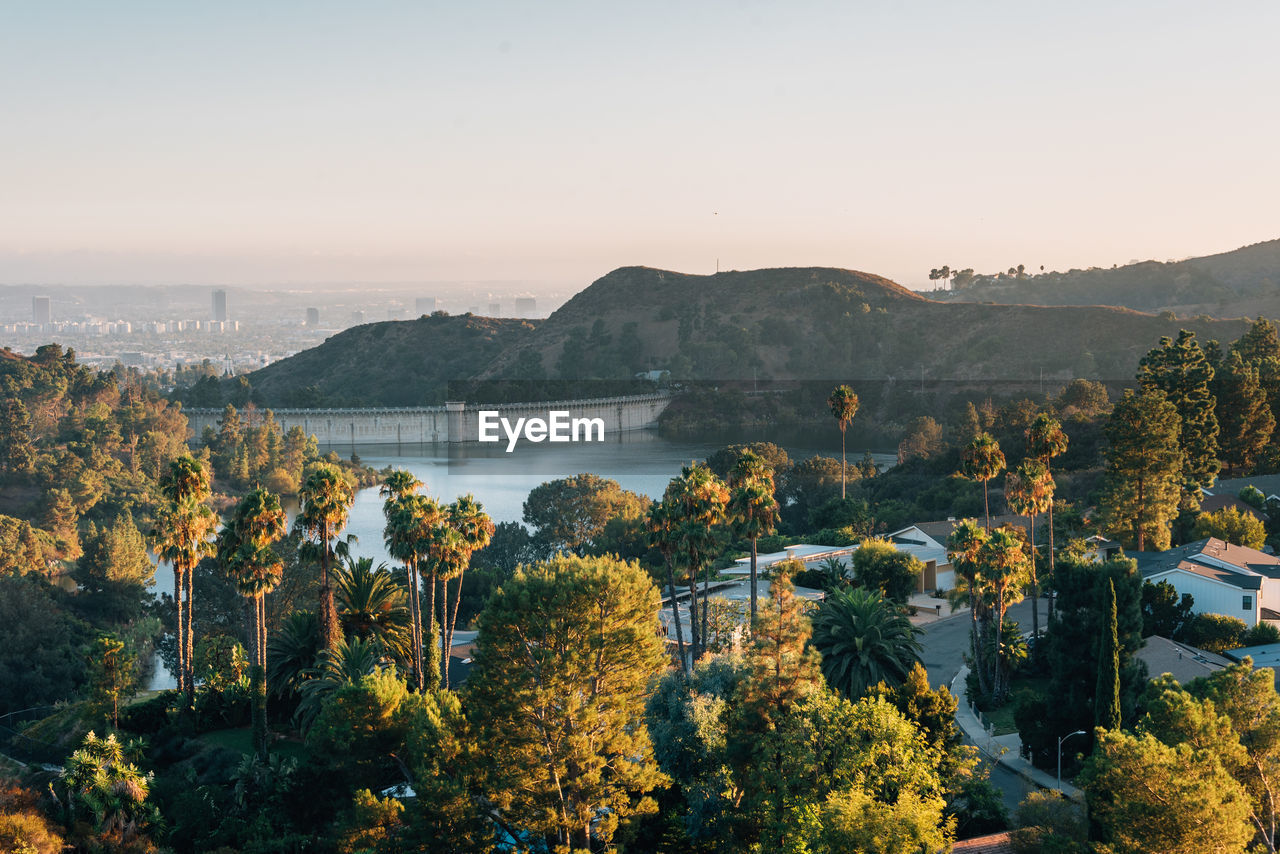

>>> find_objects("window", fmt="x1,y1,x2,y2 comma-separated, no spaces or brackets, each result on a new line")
1244,596,1254,611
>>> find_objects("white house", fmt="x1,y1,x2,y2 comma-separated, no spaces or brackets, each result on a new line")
1137,538,1280,628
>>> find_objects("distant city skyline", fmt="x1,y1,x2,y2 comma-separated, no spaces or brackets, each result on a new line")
3,2,1277,292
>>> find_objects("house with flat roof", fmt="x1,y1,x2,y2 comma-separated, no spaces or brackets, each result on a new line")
1133,538,1280,628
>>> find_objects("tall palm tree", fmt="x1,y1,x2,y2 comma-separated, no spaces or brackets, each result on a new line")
811,586,922,701
947,519,990,698
297,463,355,652
440,495,494,689
153,455,216,701
827,385,860,499
960,432,1006,530
646,499,689,673
218,487,286,759
666,462,729,658
335,555,411,666
380,470,435,691
1027,413,1069,619
978,527,1030,701
1005,460,1054,641
728,450,779,624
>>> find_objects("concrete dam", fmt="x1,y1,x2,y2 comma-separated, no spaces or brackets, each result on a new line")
183,392,674,446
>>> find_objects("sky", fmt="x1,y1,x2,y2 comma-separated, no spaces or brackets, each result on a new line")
2,1,1278,291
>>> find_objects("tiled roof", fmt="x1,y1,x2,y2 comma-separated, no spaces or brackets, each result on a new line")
1137,538,1278,590
951,831,1015,853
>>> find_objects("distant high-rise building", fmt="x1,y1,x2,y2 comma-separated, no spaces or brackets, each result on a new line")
32,296,50,325
415,297,436,315
488,302,501,317
212,289,228,322
515,296,536,316
305,307,320,326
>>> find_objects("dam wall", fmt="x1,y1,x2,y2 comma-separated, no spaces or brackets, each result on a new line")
182,392,673,446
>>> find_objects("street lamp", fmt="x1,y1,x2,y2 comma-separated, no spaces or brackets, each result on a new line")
1057,730,1087,791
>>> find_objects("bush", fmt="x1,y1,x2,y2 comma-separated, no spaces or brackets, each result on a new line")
1179,613,1248,654
1243,622,1280,647
118,691,177,735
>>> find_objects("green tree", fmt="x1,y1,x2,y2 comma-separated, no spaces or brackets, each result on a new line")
1215,351,1276,473
152,454,216,700
522,473,650,555
1005,459,1053,639
960,433,1006,530
1096,578,1121,731
1010,790,1087,854
61,731,159,846
1181,613,1248,655
1141,579,1194,638
298,462,355,652
382,473,440,691
76,514,153,590
0,398,35,477
849,538,923,605
218,486,287,758
646,498,689,673
728,449,780,624
947,520,991,698
466,554,666,852
1194,505,1268,550
1099,387,1183,551
86,634,137,729
1027,413,1070,618
827,385,860,499
811,585,922,701
979,527,1029,700
1080,728,1252,854
1138,329,1220,509
335,556,411,665
661,462,729,658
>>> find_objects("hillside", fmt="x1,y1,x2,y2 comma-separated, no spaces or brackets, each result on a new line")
934,238,1280,314
481,266,1253,384
240,312,537,407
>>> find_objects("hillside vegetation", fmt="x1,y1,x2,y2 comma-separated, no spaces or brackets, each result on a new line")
205,265,1256,410
936,237,1280,314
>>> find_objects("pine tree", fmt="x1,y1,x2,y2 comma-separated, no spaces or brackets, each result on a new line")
1214,351,1275,474
1096,579,1121,731
1138,330,1220,510
1099,388,1183,551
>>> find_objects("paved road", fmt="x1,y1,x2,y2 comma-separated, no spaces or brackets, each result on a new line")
920,598,1046,814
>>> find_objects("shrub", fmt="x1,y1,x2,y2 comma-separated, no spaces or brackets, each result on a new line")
1179,613,1248,654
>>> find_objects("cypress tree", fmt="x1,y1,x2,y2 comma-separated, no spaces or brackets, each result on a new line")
1137,330,1220,511
1096,578,1121,731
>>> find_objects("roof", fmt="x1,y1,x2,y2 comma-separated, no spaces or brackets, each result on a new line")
731,543,856,569
1225,643,1280,670
951,831,1014,853
1212,475,1280,501
912,514,1031,544
1200,493,1268,523
1137,635,1232,684
1137,538,1280,591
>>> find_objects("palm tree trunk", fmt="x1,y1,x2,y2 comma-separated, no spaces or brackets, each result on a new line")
700,560,710,655
174,562,185,696
1048,501,1056,620
319,523,341,651
840,428,847,499
750,537,759,625
438,575,449,689
994,587,1006,700
407,559,422,691
665,560,688,675
425,564,438,691
445,568,467,690
686,574,700,659
184,565,195,701
1029,514,1039,642
983,481,991,531
968,580,990,699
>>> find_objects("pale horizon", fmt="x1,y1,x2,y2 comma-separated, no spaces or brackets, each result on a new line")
4,1,1277,292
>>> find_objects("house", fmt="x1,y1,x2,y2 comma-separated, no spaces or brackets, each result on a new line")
1136,635,1232,684
1133,538,1280,628
1081,534,1123,563
950,831,1014,853
885,514,1036,594
1199,492,1268,525
1208,474,1280,504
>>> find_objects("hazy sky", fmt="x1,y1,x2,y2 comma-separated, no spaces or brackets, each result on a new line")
3,1,1277,291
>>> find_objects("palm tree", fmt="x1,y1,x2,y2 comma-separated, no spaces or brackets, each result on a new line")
827,385,860,499
811,586,922,701
646,499,689,673
1027,413,1068,619
1005,460,1054,641
665,462,729,658
335,555,411,666
218,487,286,759
960,432,1006,530
153,455,216,702
267,610,319,700
297,463,355,652
728,450,779,624
440,495,494,689
294,635,383,734
947,519,990,698
384,493,443,691
978,527,1030,701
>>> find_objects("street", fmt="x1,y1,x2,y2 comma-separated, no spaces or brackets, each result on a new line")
920,598,1047,814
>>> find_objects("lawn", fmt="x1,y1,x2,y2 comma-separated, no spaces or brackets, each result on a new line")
983,674,1051,736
